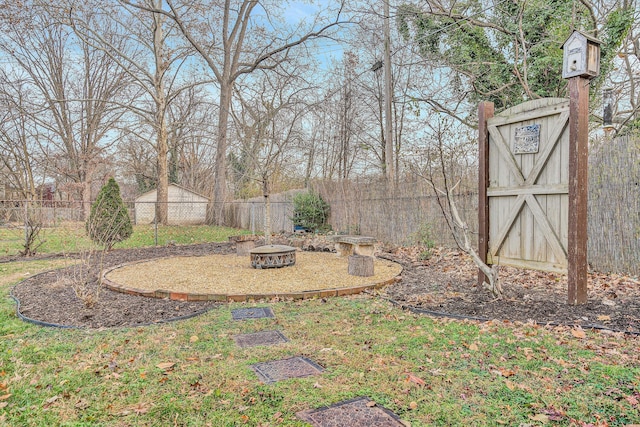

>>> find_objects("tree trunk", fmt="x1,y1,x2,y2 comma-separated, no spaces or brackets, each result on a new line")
211,81,231,225
82,176,92,221
383,0,394,183
155,106,169,225
156,133,169,225
153,4,169,226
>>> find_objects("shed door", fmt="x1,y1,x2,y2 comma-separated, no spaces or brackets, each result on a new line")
487,98,570,273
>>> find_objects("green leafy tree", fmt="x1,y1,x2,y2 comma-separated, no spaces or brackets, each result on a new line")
397,0,633,112
86,178,133,250
292,192,330,233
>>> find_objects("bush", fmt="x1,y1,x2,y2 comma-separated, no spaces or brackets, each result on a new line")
408,221,436,260
292,192,330,233
86,178,133,250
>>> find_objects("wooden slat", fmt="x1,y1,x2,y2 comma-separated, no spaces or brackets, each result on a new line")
487,184,568,197
525,111,570,185
488,101,570,127
485,255,567,274
489,194,526,257
525,194,568,262
488,125,525,184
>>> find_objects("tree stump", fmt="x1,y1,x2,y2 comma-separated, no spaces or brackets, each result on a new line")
348,255,374,277
236,240,256,256
229,235,258,256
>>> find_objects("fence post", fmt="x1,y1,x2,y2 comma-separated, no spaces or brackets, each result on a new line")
251,203,255,235
478,101,494,287
154,201,158,246
24,199,28,247
567,77,590,305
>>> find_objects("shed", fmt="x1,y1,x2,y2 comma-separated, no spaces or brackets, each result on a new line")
134,184,209,225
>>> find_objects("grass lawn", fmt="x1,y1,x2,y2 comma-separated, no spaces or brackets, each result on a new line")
0,224,251,256
1,227,639,426
1,263,639,426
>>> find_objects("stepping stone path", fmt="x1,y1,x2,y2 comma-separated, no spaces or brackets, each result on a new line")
297,397,405,427
230,307,275,320
231,306,404,426
251,356,324,384
233,330,288,348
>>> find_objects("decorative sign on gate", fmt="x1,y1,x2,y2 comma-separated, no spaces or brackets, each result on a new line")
513,124,541,154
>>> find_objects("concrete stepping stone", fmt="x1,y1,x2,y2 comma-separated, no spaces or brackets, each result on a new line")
231,307,275,320
251,356,324,384
233,330,288,348
297,396,404,427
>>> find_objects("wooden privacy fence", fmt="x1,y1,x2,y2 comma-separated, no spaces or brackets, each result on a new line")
587,135,639,275
224,190,303,235
222,135,638,276
310,179,478,248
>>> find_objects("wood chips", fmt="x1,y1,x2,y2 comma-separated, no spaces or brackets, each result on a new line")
105,252,402,295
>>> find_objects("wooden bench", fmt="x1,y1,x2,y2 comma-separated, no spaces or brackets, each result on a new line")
331,235,377,257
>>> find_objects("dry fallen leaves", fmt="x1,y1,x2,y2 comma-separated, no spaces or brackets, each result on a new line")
156,362,176,371
491,368,516,377
530,413,550,423
571,328,587,339
626,394,639,406
406,373,426,386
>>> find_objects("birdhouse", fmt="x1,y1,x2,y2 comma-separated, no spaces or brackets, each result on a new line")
562,30,601,79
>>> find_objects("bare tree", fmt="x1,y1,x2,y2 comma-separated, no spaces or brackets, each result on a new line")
66,0,211,224
120,0,348,224
231,67,312,242
0,72,42,200
603,2,640,134
409,116,502,297
0,4,133,218
165,86,218,194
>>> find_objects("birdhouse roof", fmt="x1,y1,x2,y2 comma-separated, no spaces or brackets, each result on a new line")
561,30,602,49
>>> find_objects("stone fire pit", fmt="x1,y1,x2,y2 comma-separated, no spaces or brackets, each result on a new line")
250,245,297,269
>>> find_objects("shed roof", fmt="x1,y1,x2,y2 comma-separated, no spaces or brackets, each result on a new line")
134,184,210,202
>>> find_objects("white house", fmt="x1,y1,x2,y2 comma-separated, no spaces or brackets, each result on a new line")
134,184,209,225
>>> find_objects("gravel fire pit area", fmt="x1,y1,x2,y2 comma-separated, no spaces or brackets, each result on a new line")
103,251,402,300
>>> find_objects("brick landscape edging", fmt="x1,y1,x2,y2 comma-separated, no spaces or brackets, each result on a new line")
101,255,402,302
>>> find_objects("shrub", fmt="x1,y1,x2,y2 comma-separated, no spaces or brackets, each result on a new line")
86,178,133,250
292,192,330,233
408,221,436,260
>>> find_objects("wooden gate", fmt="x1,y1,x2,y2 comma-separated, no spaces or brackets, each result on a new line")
485,98,570,273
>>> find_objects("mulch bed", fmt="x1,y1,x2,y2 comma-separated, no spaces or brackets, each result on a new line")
10,243,232,329
7,243,640,332
380,247,640,334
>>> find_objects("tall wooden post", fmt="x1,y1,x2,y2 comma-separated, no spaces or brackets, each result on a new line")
567,77,589,305
562,30,599,305
478,101,494,287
